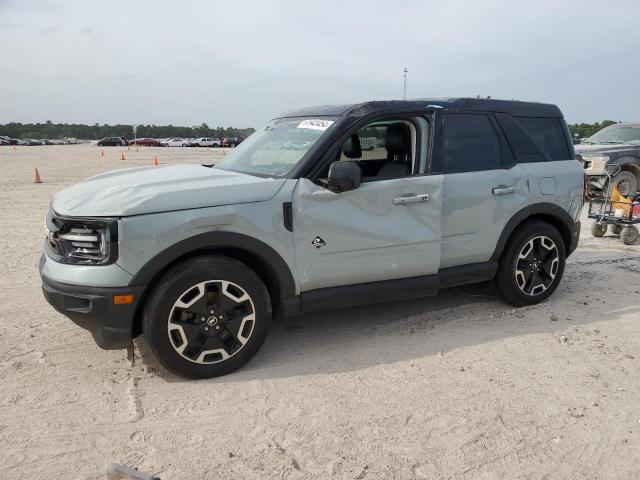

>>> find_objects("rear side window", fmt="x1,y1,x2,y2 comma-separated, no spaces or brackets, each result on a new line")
496,114,570,162
441,113,501,173
515,117,570,160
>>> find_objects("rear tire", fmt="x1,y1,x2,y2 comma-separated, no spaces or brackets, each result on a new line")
142,256,272,378
611,224,623,235
495,221,566,307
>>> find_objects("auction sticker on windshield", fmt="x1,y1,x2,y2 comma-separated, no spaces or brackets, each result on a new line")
297,119,334,131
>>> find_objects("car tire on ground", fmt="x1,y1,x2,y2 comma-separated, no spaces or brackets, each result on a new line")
142,255,272,378
620,226,639,245
591,222,607,237
612,170,638,197
495,220,566,307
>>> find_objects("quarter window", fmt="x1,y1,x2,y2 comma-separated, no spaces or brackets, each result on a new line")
441,114,501,173
515,117,570,161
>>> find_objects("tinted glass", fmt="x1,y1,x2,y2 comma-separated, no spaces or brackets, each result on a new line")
442,114,501,173
516,117,570,160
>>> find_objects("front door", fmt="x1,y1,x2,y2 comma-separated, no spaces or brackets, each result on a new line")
291,116,443,292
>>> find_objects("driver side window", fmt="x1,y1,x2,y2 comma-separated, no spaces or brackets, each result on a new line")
335,117,427,180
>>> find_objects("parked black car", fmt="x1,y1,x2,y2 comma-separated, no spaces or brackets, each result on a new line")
97,137,127,146
576,122,640,196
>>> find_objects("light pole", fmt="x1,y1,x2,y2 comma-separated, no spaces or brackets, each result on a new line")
403,68,408,100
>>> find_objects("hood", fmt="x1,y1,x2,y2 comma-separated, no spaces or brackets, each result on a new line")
53,164,286,217
574,143,639,156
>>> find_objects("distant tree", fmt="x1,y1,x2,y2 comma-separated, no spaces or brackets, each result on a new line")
568,120,618,139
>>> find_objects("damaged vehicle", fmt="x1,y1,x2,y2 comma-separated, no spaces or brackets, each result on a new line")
41,98,584,378
576,122,640,196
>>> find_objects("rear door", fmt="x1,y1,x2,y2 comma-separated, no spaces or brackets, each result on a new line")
292,115,443,292
434,112,528,268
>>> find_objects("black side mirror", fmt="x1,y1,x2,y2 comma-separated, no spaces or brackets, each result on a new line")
327,161,362,193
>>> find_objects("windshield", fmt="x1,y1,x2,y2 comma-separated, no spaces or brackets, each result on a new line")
586,124,640,145
215,117,338,177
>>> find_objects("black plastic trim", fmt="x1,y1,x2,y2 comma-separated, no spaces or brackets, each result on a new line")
283,202,293,232
128,231,299,314
490,203,579,261
41,274,144,350
299,261,497,314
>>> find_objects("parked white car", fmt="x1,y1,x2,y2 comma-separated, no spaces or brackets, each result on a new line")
190,137,221,147
162,138,189,147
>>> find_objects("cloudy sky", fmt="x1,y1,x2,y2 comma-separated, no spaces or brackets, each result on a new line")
1,0,639,127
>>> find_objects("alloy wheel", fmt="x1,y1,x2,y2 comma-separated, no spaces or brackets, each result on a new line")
514,235,560,296
167,280,255,364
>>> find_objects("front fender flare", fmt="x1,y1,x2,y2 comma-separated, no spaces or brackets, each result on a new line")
129,231,297,307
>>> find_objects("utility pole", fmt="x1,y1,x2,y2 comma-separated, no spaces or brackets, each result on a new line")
403,68,408,100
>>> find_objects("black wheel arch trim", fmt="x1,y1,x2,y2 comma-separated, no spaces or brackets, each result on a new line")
128,231,298,314
490,202,578,262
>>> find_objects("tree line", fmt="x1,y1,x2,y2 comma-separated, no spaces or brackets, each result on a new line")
0,121,255,140
0,119,622,141
568,120,618,139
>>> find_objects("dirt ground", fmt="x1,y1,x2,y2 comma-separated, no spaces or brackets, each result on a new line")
1,144,639,479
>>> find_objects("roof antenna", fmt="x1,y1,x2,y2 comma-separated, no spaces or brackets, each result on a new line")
403,68,408,100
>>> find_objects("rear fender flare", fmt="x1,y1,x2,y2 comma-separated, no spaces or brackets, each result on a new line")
490,203,575,262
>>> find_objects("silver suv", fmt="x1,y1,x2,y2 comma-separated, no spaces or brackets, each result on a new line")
41,98,584,378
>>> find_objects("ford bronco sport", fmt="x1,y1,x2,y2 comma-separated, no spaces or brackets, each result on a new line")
41,98,584,378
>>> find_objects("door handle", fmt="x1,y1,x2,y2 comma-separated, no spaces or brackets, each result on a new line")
492,186,515,196
393,193,430,205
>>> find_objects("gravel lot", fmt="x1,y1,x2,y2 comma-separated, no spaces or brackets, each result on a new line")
1,144,639,479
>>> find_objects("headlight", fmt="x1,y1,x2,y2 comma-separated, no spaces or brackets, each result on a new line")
582,155,609,173
45,210,118,265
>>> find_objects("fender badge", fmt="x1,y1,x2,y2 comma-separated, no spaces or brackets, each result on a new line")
311,236,326,249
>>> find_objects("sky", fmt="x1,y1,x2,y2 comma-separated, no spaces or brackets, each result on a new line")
1,0,639,127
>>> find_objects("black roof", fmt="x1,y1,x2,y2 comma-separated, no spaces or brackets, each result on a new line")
277,97,563,119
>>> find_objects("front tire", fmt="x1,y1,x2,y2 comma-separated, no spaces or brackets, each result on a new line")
143,256,272,378
495,221,566,307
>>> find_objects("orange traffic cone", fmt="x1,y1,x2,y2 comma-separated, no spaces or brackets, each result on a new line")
153,156,158,166
34,168,42,184
100,149,104,156
120,151,125,161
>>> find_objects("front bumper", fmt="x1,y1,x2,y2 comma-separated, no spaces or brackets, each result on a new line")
40,257,145,349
